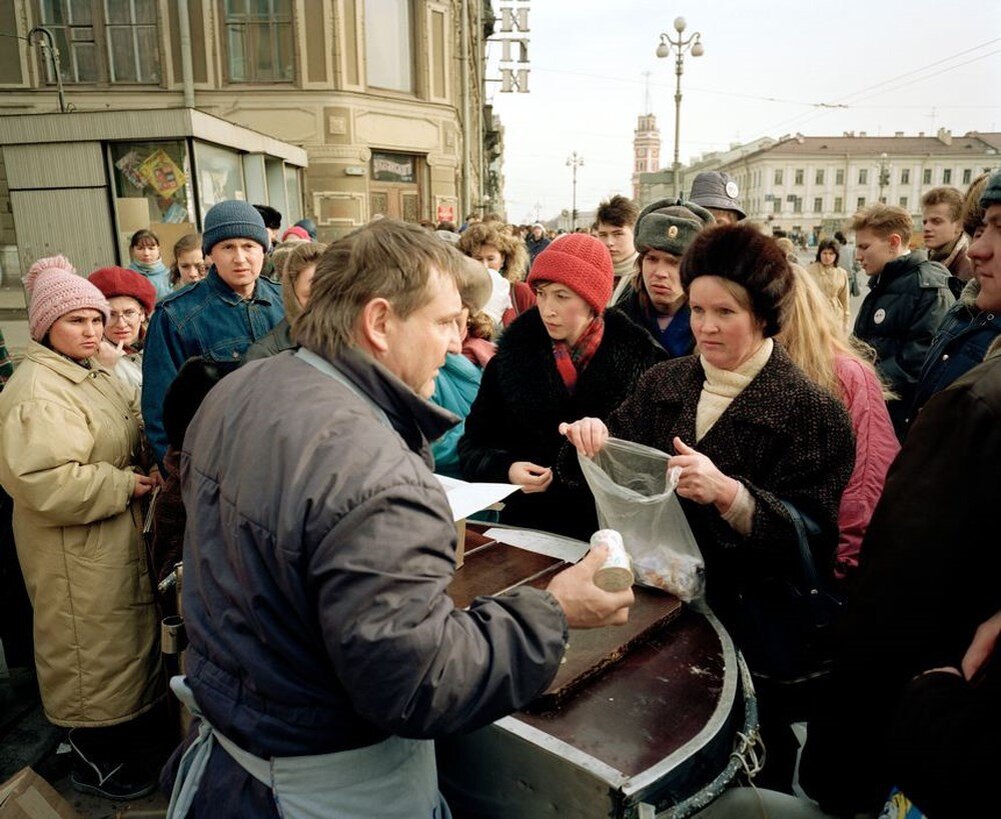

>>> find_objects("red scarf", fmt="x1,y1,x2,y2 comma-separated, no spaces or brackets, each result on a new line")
552,315,605,393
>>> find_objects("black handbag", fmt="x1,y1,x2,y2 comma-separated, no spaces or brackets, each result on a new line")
735,499,845,685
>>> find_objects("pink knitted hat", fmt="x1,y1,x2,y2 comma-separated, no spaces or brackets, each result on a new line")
24,255,111,342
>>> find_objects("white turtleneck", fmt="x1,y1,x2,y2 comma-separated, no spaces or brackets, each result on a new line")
695,337,774,535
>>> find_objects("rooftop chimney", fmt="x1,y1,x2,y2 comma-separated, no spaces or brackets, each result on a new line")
937,127,952,145
859,131,867,137
894,131,904,137
918,131,925,138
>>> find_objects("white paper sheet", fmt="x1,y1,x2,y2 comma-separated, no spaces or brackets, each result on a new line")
434,475,519,523
482,527,590,564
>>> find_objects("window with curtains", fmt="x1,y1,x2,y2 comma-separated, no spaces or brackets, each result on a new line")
364,0,414,92
222,0,293,83
37,0,160,84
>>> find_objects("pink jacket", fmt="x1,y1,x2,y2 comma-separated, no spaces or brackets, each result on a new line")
834,354,900,582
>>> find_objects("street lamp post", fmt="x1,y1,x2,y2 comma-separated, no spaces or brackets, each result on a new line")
878,152,891,204
656,17,704,200
566,151,583,230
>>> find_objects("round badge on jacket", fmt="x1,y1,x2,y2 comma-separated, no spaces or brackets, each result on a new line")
725,180,739,198
873,308,886,324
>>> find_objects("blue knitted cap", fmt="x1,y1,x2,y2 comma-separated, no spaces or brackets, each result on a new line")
981,169,1001,208
202,200,270,255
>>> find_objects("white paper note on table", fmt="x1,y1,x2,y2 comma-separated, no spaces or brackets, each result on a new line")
483,528,590,564
434,475,520,522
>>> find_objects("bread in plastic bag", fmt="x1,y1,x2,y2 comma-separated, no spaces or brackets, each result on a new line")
578,437,705,601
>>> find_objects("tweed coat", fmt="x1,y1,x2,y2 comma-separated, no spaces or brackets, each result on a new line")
599,344,855,631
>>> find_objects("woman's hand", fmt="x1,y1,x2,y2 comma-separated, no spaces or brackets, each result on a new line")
96,339,126,369
668,437,739,511
559,418,608,458
508,462,553,493
148,466,165,490
962,609,1001,682
131,473,156,499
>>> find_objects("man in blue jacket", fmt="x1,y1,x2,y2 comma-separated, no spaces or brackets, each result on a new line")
141,201,284,464
851,203,955,440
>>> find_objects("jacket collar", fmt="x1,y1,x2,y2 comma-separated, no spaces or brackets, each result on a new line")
872,249,925,287
647,343,800,439
204,266,276,306
24,340,94,383
328,346,459,460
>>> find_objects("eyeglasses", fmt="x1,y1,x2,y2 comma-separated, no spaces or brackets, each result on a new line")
108,309,142,323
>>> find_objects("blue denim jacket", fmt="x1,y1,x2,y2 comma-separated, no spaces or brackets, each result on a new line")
141,267,284,463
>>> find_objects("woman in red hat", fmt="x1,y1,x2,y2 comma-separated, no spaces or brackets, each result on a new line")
88,266,157,394
459,233,664,539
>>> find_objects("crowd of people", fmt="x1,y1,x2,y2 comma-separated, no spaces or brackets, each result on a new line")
0,166,998,818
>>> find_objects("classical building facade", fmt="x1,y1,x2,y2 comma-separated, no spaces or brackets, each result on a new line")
0,0,497,247
640,129,1000,240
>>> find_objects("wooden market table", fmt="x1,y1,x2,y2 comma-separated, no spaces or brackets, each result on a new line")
438,524,753,819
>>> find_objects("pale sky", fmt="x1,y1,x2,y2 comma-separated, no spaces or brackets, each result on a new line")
485,0,1001,224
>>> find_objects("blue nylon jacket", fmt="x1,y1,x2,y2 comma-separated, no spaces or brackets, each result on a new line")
141,267,284,463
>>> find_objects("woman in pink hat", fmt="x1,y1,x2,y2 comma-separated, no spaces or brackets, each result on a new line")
0,256,164,801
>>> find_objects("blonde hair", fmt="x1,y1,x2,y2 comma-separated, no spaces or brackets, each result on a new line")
850,204,912,244
456,221,529,282
280,241,326,319
293,219,461,360
778,265,891,400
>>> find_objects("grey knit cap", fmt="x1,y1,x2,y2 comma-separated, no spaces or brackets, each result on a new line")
634,199,715,256
689,171,746,220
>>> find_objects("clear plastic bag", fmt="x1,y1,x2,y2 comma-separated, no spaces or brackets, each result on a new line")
579,437,705,601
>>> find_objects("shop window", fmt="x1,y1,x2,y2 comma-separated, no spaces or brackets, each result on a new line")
37,0,160,84
283,164,303,225
109,140,195,265
194,141,246,211
223,0,293,83
365,0,414,92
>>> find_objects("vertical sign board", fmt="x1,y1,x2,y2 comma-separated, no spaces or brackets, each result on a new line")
497,1,530,93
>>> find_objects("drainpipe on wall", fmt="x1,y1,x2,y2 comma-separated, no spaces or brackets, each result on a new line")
460,0,472,219
178,0,196,108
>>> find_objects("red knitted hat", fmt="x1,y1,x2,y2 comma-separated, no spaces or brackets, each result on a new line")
527,233,613,314
88,266,158,315
281,225,310,242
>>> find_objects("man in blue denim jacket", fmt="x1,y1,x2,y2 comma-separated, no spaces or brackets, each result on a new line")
142,201,284,464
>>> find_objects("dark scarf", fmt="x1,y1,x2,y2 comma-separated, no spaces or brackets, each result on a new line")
552,315,605,393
